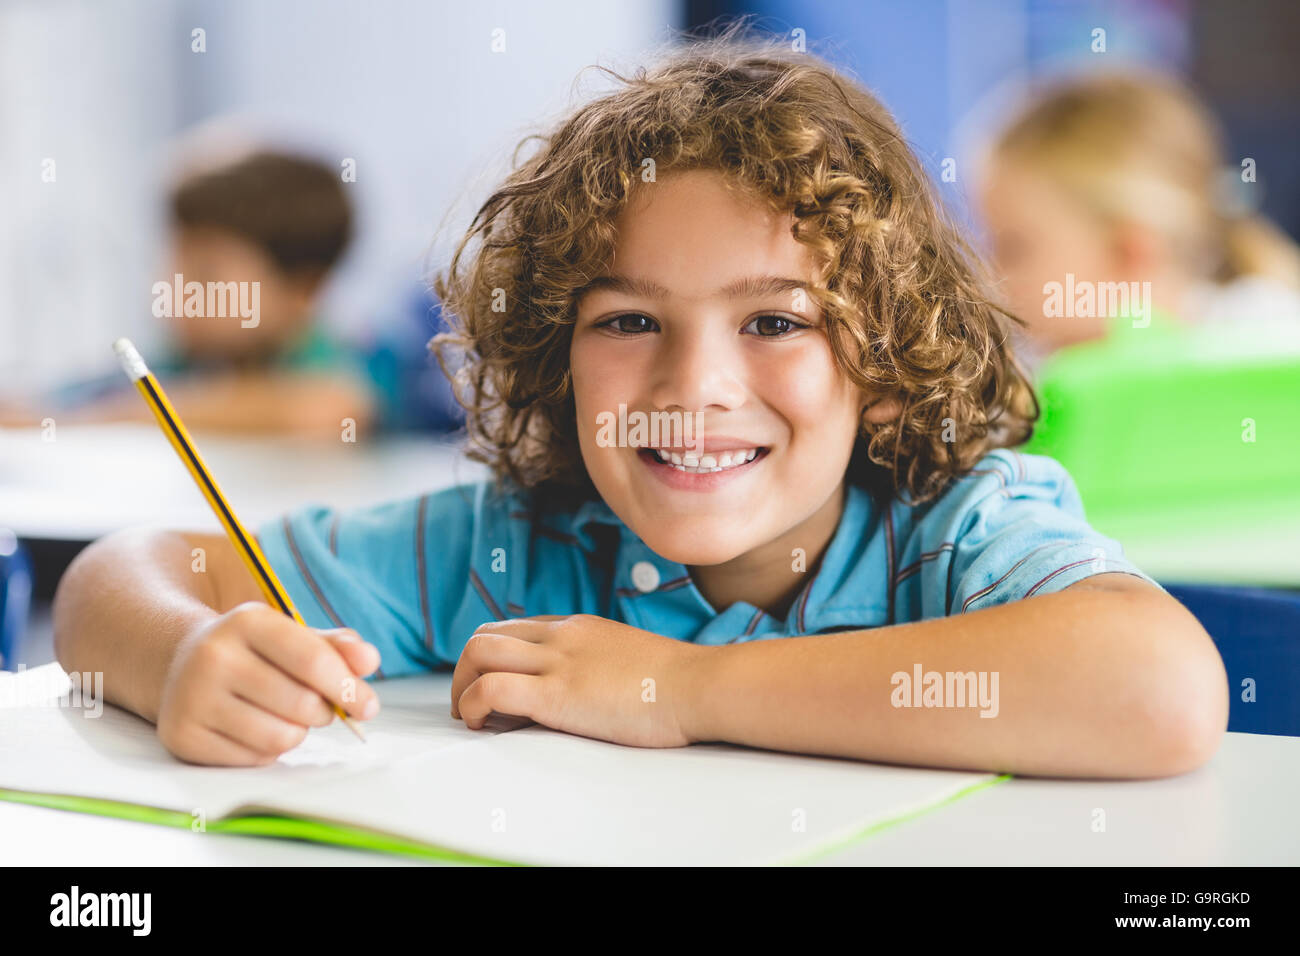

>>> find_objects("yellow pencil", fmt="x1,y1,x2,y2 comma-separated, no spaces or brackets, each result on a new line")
113,337,365,742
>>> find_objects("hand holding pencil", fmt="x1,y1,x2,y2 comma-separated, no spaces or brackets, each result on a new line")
113,338,374,756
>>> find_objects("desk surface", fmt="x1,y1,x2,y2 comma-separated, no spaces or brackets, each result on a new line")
1090,496,1300,588
2,666,1296,866
823,730,1300,866
0,424,487,540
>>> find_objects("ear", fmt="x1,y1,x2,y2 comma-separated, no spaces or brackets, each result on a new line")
861,394,903,425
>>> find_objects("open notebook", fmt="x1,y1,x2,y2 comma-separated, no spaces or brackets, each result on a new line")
0,664,1005,865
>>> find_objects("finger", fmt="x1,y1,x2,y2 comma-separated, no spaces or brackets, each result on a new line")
450,633,548,719
243,617,380,721
321,628,382,677
456,672,542,730
208,692,311,758
226,651,336,728
481,713,537,733
168,725,274,767
471,616,561,643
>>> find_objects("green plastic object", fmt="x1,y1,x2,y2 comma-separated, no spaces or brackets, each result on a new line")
1022,310,1300,518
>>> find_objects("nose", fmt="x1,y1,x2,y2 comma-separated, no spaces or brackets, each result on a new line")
647,318,747,414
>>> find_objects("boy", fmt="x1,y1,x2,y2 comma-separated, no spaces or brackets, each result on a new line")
53,37,1227,778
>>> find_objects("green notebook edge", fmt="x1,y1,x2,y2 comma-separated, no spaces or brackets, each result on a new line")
0,787,514,866
776,773,1013,866
1,773,1011,866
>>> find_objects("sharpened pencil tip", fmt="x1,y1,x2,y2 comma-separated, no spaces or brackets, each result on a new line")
343,714,367,742
113,338,149,381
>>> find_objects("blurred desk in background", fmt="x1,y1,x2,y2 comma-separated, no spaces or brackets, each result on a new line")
0,424,486,541
1021,324,1300,589
1091,496,1300,589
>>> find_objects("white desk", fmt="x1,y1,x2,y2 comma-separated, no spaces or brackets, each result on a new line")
1090,497,1300,588
0,424,486,540
820,731,1300,866
1,665,1296,866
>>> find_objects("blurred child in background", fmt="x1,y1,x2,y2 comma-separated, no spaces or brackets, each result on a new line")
149,149,374,435
978,71,1300,512
1,149,378,438
979,70,1300,366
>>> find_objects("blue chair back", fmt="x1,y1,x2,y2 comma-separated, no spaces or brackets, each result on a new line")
0,530,33,670
1165,584,1300,737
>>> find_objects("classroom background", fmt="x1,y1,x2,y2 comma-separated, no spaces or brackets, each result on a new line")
2,0,1298,736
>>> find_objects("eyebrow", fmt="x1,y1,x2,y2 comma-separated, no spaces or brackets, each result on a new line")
580,274,808,301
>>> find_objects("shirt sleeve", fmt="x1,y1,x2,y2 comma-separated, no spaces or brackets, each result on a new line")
255,483,511,678
940,450,1162,615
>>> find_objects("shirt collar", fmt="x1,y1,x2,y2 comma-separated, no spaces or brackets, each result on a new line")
786,483,889,633
571,495,627,554
569,483,887,634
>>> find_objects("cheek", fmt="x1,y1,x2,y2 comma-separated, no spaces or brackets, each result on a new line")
570,335,644,477
1026,197,1115,278
1006,242,1074,319
250,284,282,319
1008,267,1049,322
758,343,859,443
570,336,624,422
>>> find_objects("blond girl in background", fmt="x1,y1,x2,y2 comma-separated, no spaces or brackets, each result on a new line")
979,70,1300,365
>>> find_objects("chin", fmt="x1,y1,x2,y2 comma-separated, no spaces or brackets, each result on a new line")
635,522,753,567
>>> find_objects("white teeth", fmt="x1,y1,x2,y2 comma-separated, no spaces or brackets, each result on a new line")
649,447,761,474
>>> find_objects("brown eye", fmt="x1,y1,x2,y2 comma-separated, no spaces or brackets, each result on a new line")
601,313,658,334
744,314,806,337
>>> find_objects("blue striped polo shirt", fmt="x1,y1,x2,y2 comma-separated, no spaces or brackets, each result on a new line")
254,448,1159,679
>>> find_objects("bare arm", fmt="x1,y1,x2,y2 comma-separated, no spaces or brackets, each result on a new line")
53,526,381,765
682,574,1228,778
52,528,264,722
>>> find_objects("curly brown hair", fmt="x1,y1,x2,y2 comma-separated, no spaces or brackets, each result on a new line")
435,28,1037,506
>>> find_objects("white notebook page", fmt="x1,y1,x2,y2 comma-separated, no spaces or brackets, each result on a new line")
2,665,996,864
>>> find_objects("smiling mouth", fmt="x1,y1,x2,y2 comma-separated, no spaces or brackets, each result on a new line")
637,447,768,474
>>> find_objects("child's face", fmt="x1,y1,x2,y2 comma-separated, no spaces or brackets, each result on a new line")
571,170,872,568
166,226,317,362
978,162,1114,355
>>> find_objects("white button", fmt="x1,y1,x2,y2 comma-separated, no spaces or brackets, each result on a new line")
631,561,660,593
